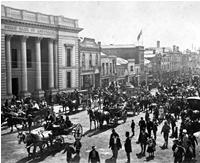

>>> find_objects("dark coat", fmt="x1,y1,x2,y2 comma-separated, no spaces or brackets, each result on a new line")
139,132,149,144
109,136,122,150
88,150,100,163
124,137,132,153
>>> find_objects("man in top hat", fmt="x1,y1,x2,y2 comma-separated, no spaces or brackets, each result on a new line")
172,139,185,163
88,146,100,163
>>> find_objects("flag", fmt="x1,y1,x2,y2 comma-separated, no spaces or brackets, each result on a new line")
137,30,142,41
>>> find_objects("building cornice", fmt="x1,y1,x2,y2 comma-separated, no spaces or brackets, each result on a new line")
80,47,100,52
2,18,83,33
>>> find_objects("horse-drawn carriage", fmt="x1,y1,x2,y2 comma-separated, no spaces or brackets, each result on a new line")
109,103,127,124
88,102,127,129
182,96,200,134
18,122,83,158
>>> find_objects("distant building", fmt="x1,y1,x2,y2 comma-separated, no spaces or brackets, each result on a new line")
102,44,145,84
116,57,128,84
1,5,82,101
100,52,116,87
145,41,183,83
127,59,137,86
79,38,101,90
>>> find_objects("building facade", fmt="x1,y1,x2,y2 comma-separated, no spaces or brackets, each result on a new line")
1,5,82,101
100,53,116,87
145,41,183,83
79,38,101,90
102,44,145,85
116,57,128,85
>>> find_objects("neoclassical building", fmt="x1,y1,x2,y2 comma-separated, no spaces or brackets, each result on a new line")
1,5,82,101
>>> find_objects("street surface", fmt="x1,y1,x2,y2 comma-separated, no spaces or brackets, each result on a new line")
1,103,200,163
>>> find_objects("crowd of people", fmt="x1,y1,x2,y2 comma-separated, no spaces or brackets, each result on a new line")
2,74,200,162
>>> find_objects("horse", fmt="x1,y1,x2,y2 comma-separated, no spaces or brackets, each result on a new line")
5,112,27,132
17,130,53,158
96,109,110,128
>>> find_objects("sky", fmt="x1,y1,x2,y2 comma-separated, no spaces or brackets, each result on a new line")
2,1,200,51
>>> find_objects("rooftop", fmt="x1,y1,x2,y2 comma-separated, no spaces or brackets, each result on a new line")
116,57,128,65
1,5,82,30
102,44,136,49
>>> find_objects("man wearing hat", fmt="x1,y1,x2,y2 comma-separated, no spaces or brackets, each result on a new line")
161,121,171,149
88,146,100,163
172,139,185,163
109,129,122,160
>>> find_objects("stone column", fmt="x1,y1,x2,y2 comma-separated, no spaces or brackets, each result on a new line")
53,40,58,89
20,36,30,97
34,37,44,98
48,39,54,89
5,35,12,96
46,39,57,105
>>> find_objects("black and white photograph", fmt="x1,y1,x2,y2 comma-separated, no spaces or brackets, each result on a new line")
1,1,200,163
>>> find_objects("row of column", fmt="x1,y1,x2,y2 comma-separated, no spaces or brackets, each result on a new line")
5,35,58,97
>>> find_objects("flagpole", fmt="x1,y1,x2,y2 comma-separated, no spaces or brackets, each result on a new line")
142,30,143,46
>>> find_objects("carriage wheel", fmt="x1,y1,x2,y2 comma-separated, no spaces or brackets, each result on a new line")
74,124,83,140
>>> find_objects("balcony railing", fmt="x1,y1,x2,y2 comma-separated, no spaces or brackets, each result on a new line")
1,5,78,28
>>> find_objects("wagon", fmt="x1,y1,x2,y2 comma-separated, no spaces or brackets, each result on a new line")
109,103,127,124
47,123,83,145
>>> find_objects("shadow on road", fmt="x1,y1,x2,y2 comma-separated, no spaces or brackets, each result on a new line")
83,124,119,137
15,143,66,163
105,157,116,163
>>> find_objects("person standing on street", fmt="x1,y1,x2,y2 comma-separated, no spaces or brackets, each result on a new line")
88,146,100,163
137,117,146,143
139,129,149,156
109,129,122,160
188,132,198,159
161,121,171,149
139,117,146,132
172,139,185,163
124,131,132,163
131,120,135,137
74,138,82,155
152,119,158,140
146,118,153,137
63,143,75,163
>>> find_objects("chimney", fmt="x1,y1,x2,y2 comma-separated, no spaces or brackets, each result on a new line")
173,45,176,52
177,46,179,52
162,47,165,53
157,41,160,48
98,41,101,52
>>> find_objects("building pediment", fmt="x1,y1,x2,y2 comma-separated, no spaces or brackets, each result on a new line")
80,37,99,48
